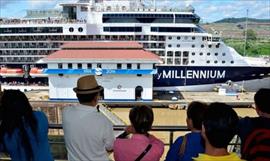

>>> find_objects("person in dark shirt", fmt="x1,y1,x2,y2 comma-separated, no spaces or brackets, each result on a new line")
165,101,207,161
237,88,270,161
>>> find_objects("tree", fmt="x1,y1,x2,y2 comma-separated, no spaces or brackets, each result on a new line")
244,29,257,40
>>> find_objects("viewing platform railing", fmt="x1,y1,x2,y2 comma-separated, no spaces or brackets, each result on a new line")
0,124,241,161
49,124,190,146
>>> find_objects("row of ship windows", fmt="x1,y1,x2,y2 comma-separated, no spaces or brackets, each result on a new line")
0,57,41,62
58,63,100,69
0,27,63,34
102,18,197,24
0,35,218,43
168,36,220,42
1,27,84,34
102,27,201,33
0,43,60,49
68,27,83,32
103,14,196,18
190,60,234,64
165,51,226,57
0,35,166,42
167,44,220,48
57,63,144,69
163,58,234,65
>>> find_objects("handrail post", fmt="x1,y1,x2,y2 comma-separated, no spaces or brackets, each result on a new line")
169,131,174,146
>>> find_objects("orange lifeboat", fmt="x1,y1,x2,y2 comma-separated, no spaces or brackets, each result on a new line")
30,67,47,77
0,68,24,77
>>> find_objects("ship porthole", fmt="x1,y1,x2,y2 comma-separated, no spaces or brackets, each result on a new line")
78,27,83,32
69,27,74,32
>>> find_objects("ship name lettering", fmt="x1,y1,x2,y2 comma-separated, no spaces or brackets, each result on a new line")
158,70,226,79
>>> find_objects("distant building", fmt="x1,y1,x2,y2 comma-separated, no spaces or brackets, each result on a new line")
42,41,161,101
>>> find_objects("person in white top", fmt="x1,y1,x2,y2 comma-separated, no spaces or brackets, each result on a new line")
62,75,115,161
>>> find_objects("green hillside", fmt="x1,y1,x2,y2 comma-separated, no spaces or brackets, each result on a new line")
201,18,270,56
214,18,270,23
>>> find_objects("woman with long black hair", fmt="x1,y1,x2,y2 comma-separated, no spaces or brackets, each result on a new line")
0,90,53,161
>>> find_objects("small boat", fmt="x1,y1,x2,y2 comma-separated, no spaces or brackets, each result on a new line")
0,68,24,77
29,67,48,77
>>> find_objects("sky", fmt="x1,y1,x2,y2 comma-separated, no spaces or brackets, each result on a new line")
0,0,269,22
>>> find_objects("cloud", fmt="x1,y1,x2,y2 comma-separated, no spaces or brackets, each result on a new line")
0,0,15,8
28,0,52,8
28,0,59,9
26,0,76,9
1,0,269,21
184,0,195,7
0,0,21,7
251,5,270,18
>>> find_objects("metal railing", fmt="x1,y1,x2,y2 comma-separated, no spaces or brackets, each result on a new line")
49,124,189,146
0,124,241,161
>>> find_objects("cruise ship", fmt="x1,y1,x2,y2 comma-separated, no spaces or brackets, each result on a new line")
0,0,269,91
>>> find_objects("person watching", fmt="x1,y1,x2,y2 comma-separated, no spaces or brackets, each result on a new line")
194,102,243,161
113,106,164,161
166,101,207,161
62,75,115,161
0,90,53,161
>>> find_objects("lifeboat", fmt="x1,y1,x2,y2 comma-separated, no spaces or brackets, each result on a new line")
29,67,47,77
0,68,24,77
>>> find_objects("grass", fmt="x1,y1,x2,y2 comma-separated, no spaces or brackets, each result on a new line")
223,39,270,56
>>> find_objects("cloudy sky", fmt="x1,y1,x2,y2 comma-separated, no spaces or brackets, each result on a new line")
0,0,269,22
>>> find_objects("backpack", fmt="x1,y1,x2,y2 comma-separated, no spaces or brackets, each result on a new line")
242,128,270,161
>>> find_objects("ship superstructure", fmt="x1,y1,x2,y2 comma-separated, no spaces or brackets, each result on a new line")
0,0,269,91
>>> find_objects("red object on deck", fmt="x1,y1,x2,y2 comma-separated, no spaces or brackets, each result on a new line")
30,67,43,74
0,68,23,74
0,68,24,77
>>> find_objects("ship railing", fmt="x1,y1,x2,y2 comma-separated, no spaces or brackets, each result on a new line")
0,18,86,25
0,124,241,161
89,5,191,12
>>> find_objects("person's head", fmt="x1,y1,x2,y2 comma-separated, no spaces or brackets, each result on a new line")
202,102,239,149
186,101,207,131
254,88,270,115
1,90,34,127
73,75,103,105
0,90,37,159
129,106,154,135
76,93,99,104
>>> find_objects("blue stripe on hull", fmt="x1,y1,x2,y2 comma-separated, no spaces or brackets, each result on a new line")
153,66,270,87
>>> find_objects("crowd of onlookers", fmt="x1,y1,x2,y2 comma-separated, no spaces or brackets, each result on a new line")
0,75,269,161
